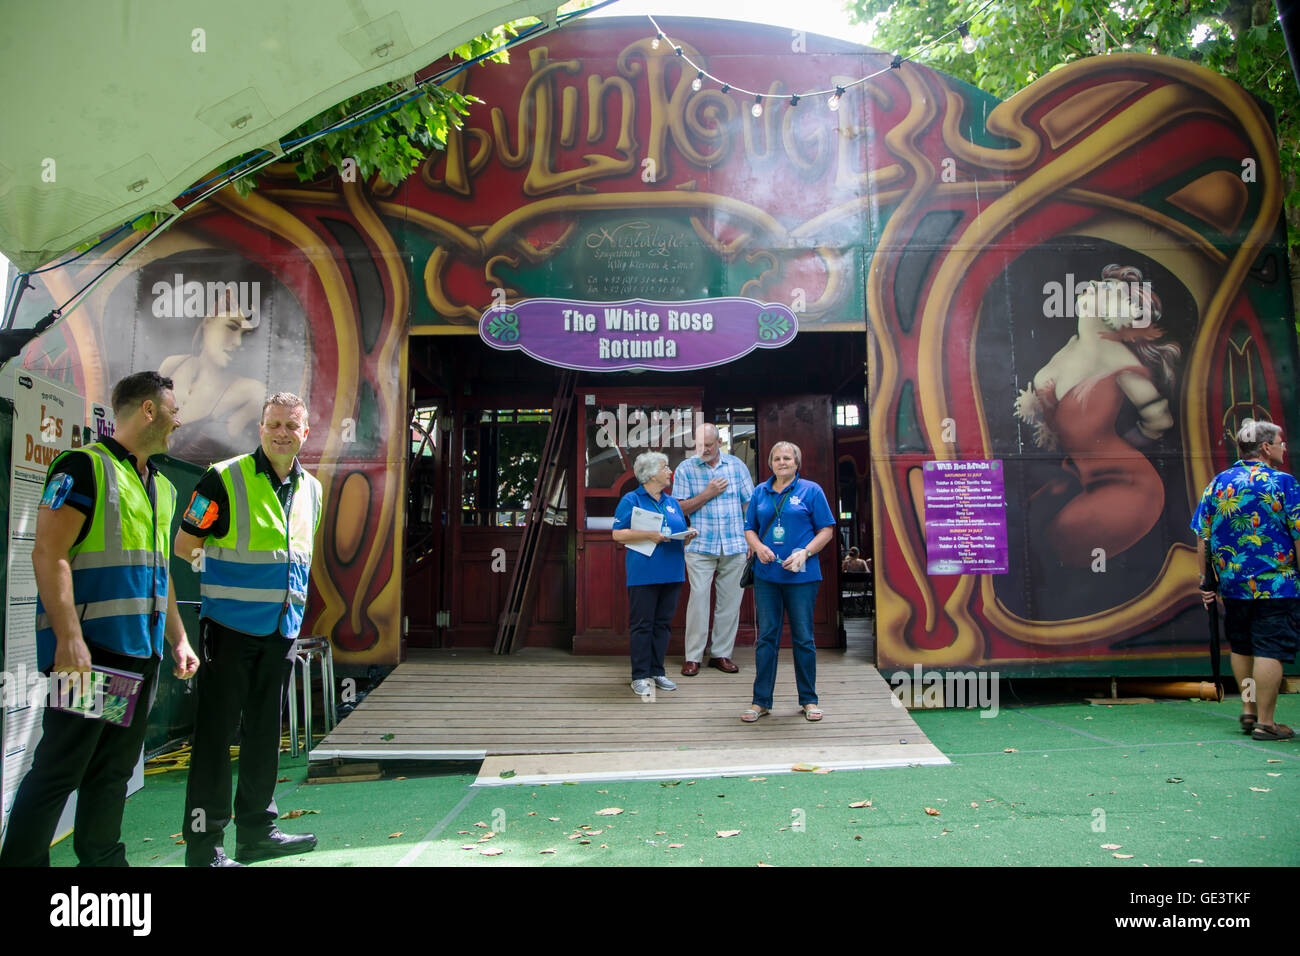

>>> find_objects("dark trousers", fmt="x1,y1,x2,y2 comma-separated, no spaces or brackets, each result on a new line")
627,582,682,679
183,618,294,863
0,650,160,867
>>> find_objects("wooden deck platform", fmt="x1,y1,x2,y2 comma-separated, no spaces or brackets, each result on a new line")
312,638,946,784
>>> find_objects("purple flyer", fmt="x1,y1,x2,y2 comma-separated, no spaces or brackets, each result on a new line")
923,460,1009,575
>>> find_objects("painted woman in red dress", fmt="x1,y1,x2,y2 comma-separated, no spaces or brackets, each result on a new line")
1014,265,1181,567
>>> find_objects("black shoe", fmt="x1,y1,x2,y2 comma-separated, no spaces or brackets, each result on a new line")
235,827,318,862
188,847,244,868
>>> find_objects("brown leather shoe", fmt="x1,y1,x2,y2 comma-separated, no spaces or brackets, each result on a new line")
681,661,700,676
708,657,740,673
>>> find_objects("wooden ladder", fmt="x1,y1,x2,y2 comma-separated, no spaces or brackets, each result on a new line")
493,371,577,654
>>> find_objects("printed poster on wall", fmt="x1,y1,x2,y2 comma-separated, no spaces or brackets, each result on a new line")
923,460,1010,576
2,371,87,833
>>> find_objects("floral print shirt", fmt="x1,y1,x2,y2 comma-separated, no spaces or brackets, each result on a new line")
1191,460,1300,599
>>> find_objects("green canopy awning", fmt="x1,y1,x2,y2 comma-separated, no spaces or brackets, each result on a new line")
0,0,562,271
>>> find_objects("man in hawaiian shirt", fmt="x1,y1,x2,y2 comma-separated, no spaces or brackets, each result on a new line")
1193,419,1300,741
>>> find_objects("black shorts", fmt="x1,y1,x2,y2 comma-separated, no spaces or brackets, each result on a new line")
1222,597,1299,664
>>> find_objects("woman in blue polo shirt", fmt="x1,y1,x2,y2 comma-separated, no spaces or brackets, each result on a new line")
742,441,836,722
613,452,698,696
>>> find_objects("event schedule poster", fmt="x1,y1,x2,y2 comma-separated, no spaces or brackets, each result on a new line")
923,460,1009,575
2,371,86,832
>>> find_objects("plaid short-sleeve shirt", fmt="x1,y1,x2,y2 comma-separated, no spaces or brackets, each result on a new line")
672,452,754,556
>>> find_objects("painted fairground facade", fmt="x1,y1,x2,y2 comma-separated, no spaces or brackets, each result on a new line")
13,17,1297,675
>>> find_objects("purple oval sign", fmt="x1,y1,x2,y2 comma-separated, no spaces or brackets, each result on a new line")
478,297,798,372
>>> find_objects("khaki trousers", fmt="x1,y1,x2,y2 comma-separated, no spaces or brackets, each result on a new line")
684,550,747,662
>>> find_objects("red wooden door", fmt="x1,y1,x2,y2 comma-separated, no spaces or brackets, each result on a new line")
574,387,703,653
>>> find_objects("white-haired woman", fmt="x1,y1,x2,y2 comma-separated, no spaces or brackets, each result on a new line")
613,452,697,696
742,441,836,722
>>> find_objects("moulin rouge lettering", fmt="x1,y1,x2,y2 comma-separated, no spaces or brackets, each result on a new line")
427,38,866,198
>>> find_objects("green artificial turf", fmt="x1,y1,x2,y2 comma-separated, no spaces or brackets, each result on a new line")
49,694,1299,867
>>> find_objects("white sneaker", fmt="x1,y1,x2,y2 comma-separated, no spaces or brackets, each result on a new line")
652,675,677,691
631,679,653,696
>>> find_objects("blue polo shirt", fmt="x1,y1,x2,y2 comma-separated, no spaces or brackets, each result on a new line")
614,487,690,586
745,475,836,584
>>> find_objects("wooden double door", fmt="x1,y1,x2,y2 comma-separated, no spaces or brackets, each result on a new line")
573,388,838,653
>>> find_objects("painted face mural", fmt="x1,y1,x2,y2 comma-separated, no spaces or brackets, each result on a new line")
16,18,1295,670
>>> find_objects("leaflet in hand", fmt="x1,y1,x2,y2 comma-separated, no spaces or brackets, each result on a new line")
47,665,144,727
626,506,665,556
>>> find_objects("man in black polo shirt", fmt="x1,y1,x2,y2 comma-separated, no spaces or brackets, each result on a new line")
0,372,199,867
174,392,322,867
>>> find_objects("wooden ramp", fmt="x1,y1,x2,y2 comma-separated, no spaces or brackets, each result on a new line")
312,644,947,784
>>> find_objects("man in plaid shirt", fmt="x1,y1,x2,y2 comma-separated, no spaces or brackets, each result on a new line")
673,423,755,676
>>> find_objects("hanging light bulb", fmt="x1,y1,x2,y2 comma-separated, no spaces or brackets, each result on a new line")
958,22,977,54
828,86,845,112
692,71,704,92
652,32,662,50
751,95,763,118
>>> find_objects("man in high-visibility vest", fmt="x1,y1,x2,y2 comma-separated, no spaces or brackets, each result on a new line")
0,371,199,868
174,392,322,867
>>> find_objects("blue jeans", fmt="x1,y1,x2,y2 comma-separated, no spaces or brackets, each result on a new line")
751,579,819,709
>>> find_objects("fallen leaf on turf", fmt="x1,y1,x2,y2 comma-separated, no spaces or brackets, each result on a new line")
749,777,766,782
1166,777,1184,784
1003,748,1018,753
849,800,872,808
1267,759,1281,763
854,835,863,841
280,809,319,819
716,830,741,838
460,845,476,850
539,848,556,854
578,839,591,845
388,832,403,838
661,780,681,787
527,811,537,816
1267,773,1282,777
667,843,684,849
970,802,979,808
792,763,818,772
1188,858,1204,863
1113,853,1134,859
1101,843,1122,850
142,837,152,842
175,840,185,845
474,822,489,828
597,790,609,794
170,833,182,839
588,829,603,835
686,780,697,785
480,847,504,856
499,770,516,778
548,817,560,822
596,808,624,816
655,831,666,835
1249,787,1271,792
924,808,941,816
567,834,582,840
276,777,291,783
478,832,495,841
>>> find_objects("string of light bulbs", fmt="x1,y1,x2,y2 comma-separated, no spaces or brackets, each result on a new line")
646,0,996,115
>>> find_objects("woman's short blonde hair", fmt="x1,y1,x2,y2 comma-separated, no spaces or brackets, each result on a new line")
768,441,802,469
